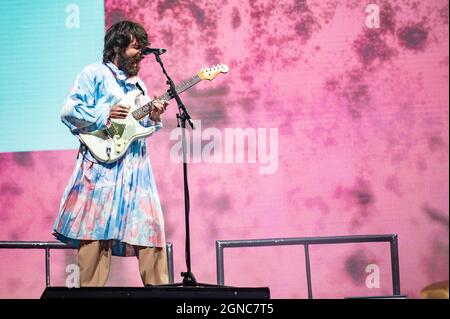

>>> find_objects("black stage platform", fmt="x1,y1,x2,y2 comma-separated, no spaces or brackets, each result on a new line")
41,286,270,299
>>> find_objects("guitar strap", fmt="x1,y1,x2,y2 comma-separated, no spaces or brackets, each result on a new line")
135,81,146,95
103,62,146,95
77,140,99,164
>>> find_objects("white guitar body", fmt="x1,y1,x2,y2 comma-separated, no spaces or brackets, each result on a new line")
78,90,155,164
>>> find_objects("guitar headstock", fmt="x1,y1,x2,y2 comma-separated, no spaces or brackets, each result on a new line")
198,64,229,81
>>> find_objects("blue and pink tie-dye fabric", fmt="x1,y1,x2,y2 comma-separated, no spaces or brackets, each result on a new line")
52,62,165,256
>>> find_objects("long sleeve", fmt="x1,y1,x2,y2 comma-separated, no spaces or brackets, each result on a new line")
61,68,111,135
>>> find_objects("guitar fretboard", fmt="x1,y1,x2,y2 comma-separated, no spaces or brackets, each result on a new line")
132,75,202,120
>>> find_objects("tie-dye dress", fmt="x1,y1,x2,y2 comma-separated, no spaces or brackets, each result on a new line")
52,62,165,256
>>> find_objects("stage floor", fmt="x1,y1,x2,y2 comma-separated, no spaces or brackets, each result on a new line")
41,285,271,299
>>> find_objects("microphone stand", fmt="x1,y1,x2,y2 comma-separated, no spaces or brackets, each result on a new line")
152,52,219,287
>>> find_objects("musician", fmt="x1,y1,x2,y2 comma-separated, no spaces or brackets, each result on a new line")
52,20,169,287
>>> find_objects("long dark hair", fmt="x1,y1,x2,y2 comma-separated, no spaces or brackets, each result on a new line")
103,21,148,63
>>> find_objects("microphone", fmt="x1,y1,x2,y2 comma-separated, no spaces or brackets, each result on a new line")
141,47,167,55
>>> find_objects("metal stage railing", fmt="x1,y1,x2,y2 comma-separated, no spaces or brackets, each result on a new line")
216,234,401,299
0,241,174,287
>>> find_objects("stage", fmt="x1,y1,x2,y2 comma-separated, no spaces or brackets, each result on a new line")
41,285,270,299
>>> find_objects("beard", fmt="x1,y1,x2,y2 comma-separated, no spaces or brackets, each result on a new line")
117,52,142,77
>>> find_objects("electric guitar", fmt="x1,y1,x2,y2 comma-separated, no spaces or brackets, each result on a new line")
78,64,229,163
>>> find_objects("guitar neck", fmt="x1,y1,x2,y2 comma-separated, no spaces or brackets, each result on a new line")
132,74,202,120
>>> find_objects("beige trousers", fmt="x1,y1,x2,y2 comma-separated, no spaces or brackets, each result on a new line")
77,240,169,287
